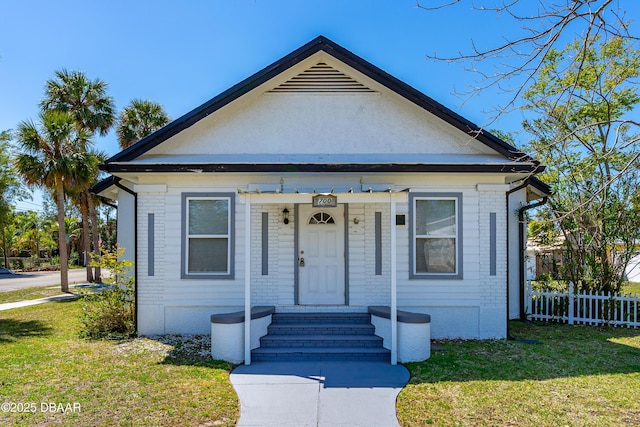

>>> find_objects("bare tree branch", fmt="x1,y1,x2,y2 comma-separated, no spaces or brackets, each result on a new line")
417,0,638,122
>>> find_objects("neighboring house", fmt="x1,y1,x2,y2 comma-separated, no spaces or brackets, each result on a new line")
94,36,550,362
626,254,640,283
527,235,640,283
526,237,565,280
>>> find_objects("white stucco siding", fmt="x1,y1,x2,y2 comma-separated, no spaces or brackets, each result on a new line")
348,203,391,307
477,188,508,339
508,187,527,319
396,187,484,339
132,173,514,338
142,56,495,160
116,187,135,265
135,192,164,334
386,177,511,339
251,204,295,306
250,202,392,309
136,182,248,335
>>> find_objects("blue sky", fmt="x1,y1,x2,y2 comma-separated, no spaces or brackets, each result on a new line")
2,1,638,211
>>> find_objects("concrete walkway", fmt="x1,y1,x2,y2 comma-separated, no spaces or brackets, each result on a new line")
230,361,409,427
0,283,113,312
0,293,79,311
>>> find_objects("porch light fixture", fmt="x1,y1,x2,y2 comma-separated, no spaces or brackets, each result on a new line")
282,208,290,224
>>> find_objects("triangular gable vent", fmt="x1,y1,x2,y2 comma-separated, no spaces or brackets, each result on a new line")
268,62,376,93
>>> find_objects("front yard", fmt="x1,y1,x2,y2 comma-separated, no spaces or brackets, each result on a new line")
0,290,638,426
0,299,238,427
398,322,640,426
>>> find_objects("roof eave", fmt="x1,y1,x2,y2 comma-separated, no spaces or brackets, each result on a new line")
103,162,540,174
528,176,552,197
89,175,119,194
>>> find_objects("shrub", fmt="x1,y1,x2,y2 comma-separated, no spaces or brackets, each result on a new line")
69,251,79,266
79,246,135,339
11,258,24,270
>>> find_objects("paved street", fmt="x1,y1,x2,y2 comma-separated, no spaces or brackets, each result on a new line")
0,269,89,292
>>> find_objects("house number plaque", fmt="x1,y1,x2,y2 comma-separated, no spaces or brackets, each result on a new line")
312,194,337,208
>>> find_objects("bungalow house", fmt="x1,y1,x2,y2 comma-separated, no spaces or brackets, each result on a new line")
94,36,550,364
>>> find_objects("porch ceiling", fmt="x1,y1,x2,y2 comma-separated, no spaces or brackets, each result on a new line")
237,185,409,195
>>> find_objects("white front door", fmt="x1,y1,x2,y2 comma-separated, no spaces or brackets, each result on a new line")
298,204,345,305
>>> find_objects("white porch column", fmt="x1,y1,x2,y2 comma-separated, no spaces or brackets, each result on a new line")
390,193,398,365
244,194,252,365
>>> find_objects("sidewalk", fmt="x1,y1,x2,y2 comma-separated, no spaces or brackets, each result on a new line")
231,361,409,427
0,293,79,311
0,283,112,312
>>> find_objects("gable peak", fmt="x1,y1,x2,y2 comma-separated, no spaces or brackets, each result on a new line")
268,62,376,94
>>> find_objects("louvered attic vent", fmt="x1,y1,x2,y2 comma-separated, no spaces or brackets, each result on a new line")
269,62,376,93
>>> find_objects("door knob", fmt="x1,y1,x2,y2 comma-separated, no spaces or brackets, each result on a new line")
299,257,305,267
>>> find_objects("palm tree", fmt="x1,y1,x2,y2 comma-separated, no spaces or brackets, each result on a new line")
40,69,116,136
87,173,105,281
41,69,116,281
66,150,105,282
64,216,83,263
14,110,91,292
117,99,170,149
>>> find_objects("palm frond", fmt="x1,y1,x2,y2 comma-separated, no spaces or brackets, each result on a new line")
41,69,116,136
15,119,47,154
14,109,91,195
14,154,48,187
117,98,170,149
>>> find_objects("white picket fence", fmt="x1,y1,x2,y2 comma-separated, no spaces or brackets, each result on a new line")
526,281,640,327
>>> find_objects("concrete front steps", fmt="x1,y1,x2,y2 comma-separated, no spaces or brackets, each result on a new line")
251,312,390,362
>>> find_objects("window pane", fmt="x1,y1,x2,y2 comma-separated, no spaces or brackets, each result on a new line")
309,212,335,224
416,200,455,235
189,199,228,235
188,238,228,272
416,238,456,273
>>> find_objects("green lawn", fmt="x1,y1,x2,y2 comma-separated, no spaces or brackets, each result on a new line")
398,321,640,427
0,300,238,427
624,282,640,295
2,293,639,427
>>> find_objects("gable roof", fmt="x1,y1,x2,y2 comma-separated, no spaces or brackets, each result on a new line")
104,36,537,167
